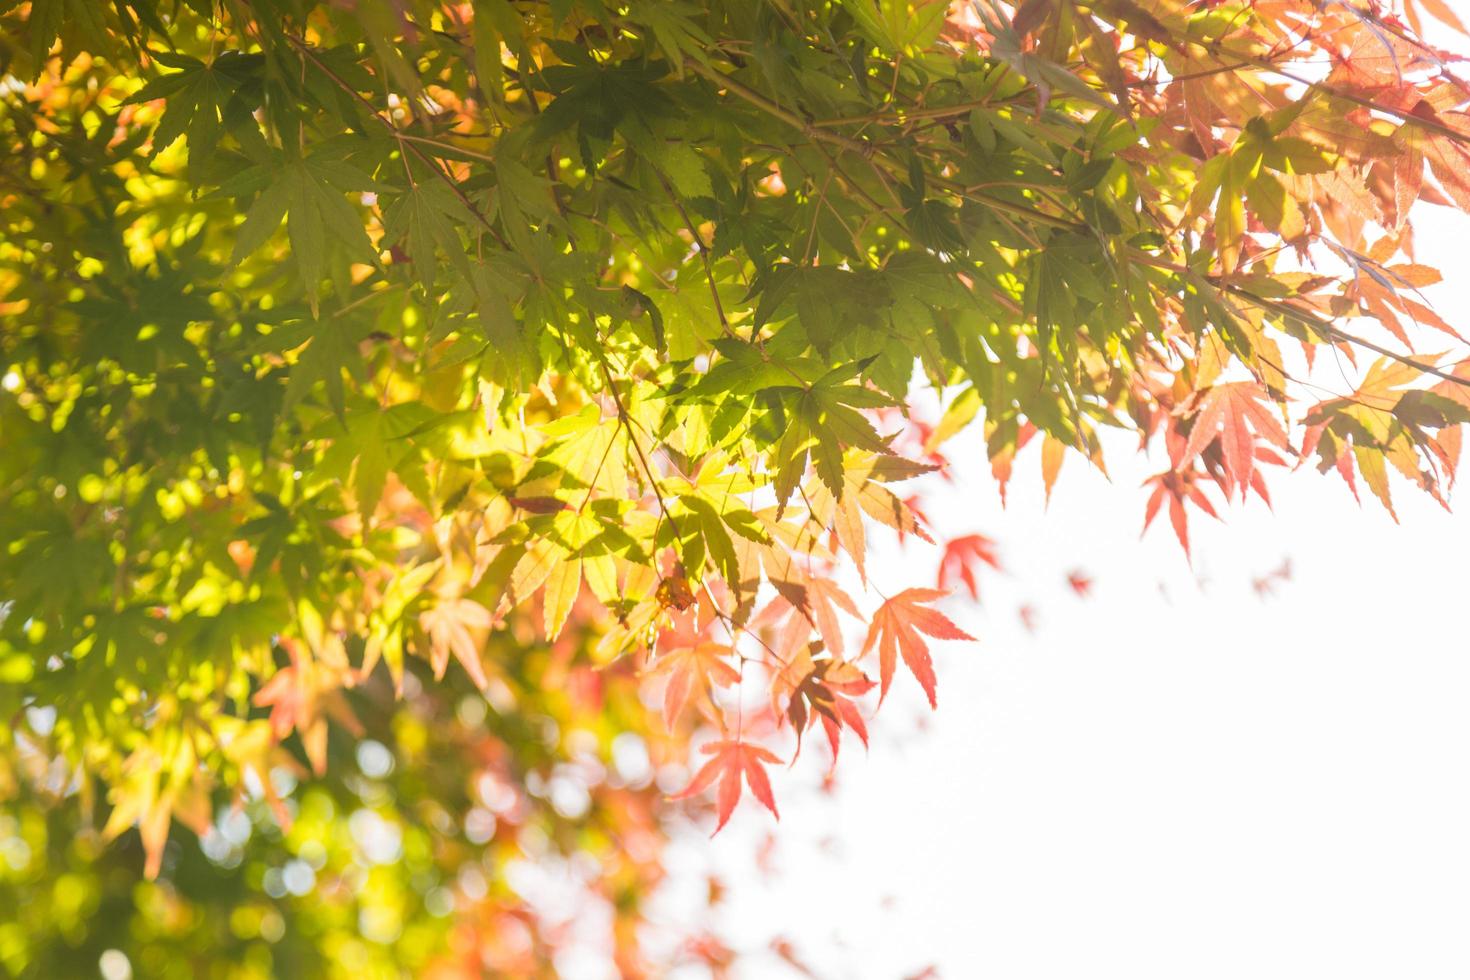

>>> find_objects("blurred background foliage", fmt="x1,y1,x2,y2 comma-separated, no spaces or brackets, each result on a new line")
0,637,692,978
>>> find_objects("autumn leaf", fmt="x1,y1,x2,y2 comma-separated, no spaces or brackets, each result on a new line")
419,597,493,689
542,557,582,640
936,533,1001,601
1179,383,1292,499
804,659,875,763
672,739,783,832
1066,570,1093,597
251,629,360,775
650,642,741,731
768,642,874,762
1142,468,1220,558
861,588,975,707
1018,604,1039,633
856,482,933,544
805,577,862,658
101,740,213,881
1041,434,1066,504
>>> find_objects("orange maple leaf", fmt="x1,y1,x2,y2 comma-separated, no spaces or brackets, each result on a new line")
419,597,493,689
805,577,861,657
252,634,361,775
650,642,741,731
861,588,974,707
672,739,783,833
1179,382,1291,499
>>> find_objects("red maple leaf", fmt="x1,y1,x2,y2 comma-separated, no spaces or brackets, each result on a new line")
1142,468,1220,558
862,588,975,707
936,533,1001,600
811,660,874,762
1066,569,1093,597
776,648,875,763
673,739,783,832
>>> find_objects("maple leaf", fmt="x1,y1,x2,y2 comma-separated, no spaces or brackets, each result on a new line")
805,577,861,657
1066,569,1093,597
101,740,214,880
809,659,874,763
1018,604,1039,633
861,588,975,707
419,597,493,689
252,628,360,775
672,739,783,833
1141,468,1220,559
1041,434,1066,504
773,645,875,763
650,642,741,731
769,639,818,718
1179,383,1292,500
936,533,1001,600
253,639,315,744
1251,557,1293,598
1142,427,1222,558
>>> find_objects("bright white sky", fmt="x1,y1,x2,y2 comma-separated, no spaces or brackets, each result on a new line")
643,139,1470,980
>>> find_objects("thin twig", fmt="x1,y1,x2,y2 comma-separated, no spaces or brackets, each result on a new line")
648,164,738,341
592,347,682,539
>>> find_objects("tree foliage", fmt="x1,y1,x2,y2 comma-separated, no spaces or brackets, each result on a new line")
2,0,1469,973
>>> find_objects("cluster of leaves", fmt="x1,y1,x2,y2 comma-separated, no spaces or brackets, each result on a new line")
2,0,1470,972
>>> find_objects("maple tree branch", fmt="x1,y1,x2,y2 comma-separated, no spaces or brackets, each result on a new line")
683,57,873,155
283,34,512,249
682,57,1086,234
810,96,1019,128
1223,283,1470,388
1128,249,1470,388
394,132,498,163
575,425,620,517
